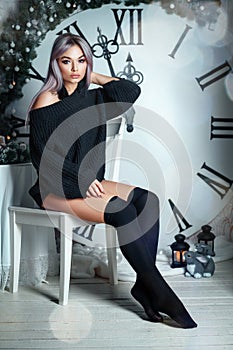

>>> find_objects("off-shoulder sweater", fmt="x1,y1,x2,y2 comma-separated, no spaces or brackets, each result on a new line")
28,78,141,207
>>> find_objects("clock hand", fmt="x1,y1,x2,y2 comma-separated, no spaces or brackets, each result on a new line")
117,53,144,85
117,54,144,132
92,28,135,132
123,106,135,133
92,27,119,77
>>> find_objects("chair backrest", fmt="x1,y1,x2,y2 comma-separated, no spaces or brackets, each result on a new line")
107,117,124,138
106,117,124,181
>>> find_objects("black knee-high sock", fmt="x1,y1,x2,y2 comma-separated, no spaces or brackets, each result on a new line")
127,188,161,320
128,187,160,262
104,196,197,328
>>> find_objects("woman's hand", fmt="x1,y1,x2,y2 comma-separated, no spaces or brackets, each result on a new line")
86,179,105,198
91,72,119,86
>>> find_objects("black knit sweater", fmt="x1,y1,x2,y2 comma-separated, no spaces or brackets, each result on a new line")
29,78,141,207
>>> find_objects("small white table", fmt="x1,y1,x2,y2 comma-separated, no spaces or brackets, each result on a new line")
0,163,49,290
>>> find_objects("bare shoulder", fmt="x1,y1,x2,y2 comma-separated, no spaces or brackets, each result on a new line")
32,90,59,110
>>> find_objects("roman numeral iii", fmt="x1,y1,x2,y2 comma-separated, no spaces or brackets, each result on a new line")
210,116,233,139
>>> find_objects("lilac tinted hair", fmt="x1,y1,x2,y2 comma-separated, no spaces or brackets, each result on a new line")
28,33,93,112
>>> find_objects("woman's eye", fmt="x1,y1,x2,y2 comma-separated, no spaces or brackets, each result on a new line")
79,58,86,64
61,59,70,64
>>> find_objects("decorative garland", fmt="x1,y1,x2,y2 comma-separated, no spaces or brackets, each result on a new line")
0,138,30,164
0,0,153,117
0,0,221,116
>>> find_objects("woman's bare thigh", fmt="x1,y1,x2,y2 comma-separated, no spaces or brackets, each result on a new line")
42,180,136,223
101,180,136,201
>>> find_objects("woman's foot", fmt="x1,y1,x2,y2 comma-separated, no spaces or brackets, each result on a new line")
153,305,197,328
148,284,197,329
131,273,197,329
131,283,163,322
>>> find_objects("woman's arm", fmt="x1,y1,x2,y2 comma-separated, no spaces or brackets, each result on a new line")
91,72,119,86
93,73,141,121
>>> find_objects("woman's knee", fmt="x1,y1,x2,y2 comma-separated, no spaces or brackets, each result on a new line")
128,187,160,212
104,196,138,227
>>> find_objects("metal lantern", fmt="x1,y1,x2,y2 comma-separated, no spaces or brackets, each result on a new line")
170,234,190,268
197,224,216,256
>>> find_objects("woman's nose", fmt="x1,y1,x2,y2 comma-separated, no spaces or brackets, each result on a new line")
71,62,78,71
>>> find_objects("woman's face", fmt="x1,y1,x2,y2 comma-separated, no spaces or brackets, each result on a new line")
57,44,87,89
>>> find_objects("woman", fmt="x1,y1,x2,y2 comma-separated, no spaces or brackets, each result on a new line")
28,33,197,328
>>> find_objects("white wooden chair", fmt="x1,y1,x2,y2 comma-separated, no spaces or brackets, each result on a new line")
9,117,124,305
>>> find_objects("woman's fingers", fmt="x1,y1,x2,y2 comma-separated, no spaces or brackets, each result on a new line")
86,179,105,198
95,180,105,194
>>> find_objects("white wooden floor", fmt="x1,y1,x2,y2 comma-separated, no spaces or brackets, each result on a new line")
0,259,233,350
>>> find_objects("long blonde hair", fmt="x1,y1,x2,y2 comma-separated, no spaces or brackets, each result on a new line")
27,33,93,114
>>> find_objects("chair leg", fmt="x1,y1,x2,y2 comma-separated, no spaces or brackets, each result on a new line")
59,215,73,305
9,211,22,293
105,225,118,285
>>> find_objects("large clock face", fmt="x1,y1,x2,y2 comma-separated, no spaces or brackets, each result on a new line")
15,2,233,249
